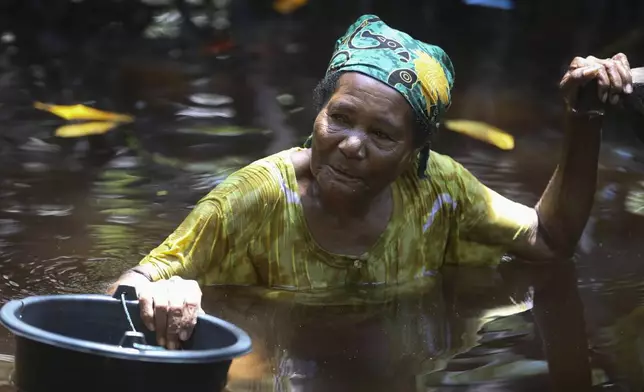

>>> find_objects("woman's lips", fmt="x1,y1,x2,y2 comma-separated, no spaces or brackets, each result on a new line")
329,165,360,180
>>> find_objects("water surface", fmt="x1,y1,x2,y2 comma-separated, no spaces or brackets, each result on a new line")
1,4,644,391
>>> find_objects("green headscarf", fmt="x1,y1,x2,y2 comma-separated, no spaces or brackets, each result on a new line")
305,14,456,178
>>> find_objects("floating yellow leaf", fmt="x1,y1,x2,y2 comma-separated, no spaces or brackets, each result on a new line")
55,121,120,138
34,102,134,123
177,125,270,137
273,0,308,14
444,119,515,150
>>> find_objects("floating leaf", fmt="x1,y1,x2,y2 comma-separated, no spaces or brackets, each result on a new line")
176,125,270,137
54,121,120,138
444,119,515,150
273,0,308,14
34,102,134,123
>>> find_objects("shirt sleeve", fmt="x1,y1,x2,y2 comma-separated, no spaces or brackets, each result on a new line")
138,162,280,285
138,200,224,282
438,156,536,267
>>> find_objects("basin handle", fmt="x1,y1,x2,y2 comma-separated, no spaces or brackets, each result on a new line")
111,284,138,301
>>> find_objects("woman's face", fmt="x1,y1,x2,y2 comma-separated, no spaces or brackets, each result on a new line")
310,72,418,201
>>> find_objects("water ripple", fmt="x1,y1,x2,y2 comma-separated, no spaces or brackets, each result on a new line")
0,220,22,237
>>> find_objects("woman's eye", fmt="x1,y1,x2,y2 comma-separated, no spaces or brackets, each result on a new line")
373,130,391,140
330,113,349,124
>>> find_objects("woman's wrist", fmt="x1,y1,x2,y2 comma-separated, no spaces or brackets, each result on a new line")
129,265,155,281
107,267,153,295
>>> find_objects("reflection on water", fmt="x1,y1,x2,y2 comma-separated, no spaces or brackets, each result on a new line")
0,355,13,392
196,263,600,391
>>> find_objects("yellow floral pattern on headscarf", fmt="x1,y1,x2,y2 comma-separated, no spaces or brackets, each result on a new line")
413,50,451,112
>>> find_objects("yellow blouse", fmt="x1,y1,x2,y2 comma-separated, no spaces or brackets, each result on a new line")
139,148,535,290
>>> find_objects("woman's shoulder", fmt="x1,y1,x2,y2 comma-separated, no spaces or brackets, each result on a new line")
245,147,302,180
200,148,301,207
426,151,469,179
404,151,478,201
404,151,468,190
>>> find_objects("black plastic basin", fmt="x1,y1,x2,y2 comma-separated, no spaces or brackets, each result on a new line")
0,291,251,392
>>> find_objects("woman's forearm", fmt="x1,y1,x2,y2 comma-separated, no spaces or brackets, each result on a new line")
535,113,602,257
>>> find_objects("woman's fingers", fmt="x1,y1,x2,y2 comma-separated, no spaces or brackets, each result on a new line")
561,64,603,106
567,65,597,81
569,56,589,70
604,61,624,104
613,52,630,69
166,281,184,350
561,53,633,109
612,53,633,94
588,54,632,103
136,278,203,350
179,280,202,342
584,56,612,102
153,284,169,347
596,67,610,103
138,284,155,332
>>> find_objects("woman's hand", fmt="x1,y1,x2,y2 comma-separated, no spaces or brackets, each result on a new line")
137,276,203,350
560,53,633,114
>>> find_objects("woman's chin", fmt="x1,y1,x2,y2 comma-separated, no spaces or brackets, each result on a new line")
318,177,368,202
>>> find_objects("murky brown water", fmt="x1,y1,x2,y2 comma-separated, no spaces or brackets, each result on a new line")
1,2,644,391
3,115,643,391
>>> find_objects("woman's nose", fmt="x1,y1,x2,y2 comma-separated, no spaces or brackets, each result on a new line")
338,133,366,160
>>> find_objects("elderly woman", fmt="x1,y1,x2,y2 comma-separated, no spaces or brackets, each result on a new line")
110,14,633,349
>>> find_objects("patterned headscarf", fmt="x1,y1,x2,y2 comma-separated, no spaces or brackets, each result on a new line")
305,14,456,178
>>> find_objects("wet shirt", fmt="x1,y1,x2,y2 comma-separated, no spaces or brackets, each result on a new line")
139,148,535,290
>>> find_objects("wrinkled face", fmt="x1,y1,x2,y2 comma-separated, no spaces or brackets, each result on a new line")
310,72,418,201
